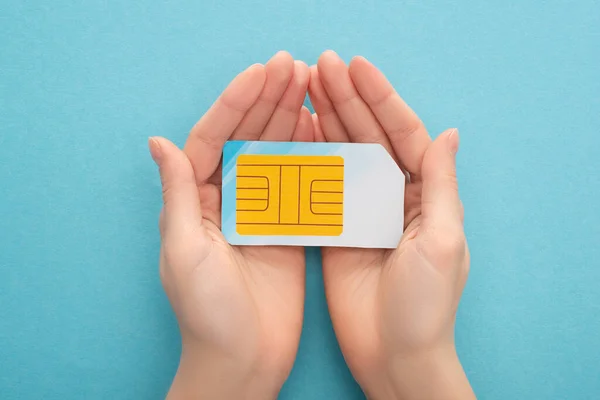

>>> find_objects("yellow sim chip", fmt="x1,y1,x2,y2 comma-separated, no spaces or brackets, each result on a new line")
236,155,344,236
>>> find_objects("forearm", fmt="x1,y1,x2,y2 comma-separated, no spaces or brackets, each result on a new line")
366,347,476,400
167,347,282,400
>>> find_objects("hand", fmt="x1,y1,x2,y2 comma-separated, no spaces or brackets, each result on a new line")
149,52,312,399
308,51,475,399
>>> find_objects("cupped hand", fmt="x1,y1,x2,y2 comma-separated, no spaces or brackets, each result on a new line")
149,51,312,399
309,51,474,399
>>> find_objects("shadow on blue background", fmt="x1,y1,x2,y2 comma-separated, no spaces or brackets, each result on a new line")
1,1,599,399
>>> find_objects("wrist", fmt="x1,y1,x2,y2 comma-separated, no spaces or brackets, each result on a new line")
365,346,476,400
167,345,284,400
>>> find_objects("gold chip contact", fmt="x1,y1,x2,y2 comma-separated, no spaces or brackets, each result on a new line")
236,155,344,236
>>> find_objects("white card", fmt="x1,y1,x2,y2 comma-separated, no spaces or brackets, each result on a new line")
221,141,405,248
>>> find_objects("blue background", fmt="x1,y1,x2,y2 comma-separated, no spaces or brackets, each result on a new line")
1,1,599,398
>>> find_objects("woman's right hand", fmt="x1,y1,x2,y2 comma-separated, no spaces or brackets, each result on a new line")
309,51,475,400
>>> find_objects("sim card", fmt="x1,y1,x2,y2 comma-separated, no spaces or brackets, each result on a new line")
221,141,405,248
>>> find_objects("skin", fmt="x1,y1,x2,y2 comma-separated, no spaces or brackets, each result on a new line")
309,51,475,399
150,51,313,399
149,50,476,399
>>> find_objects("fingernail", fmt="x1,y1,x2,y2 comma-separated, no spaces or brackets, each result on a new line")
448,129,459,155
148,137,162,165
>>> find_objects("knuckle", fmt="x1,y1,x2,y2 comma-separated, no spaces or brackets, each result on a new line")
162,240,185,264
430,228,466,260
388,119,424,143
440,171,459,191
159,261,167,284
161,185,173,206
464,244,471,269
158,208,166,235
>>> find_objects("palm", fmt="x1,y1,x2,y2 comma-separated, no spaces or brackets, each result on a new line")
189,183,305,360
176,234,304,366
320,180,424,359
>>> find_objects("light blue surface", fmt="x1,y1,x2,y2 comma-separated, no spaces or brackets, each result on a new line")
1,1,599,398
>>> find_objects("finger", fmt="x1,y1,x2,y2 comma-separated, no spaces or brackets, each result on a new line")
317,50,395,155
184,64,266,185
291,106,315,142
420,129,462,230
197,183,221,229
231,51,294,140
260,60,310,141
149,137,203,237
307,65,348,142
349,56,431,177
158,209,166,238
312,113,326,142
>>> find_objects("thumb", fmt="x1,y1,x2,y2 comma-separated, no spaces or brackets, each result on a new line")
420,128,462,231
149,137,203,238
